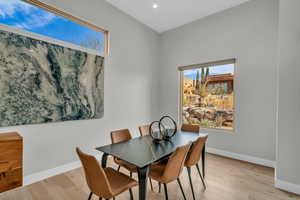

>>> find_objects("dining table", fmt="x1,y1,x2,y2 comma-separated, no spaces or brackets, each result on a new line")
96,131,207,200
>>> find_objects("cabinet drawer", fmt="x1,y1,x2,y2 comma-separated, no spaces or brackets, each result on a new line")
0,168,22,193
0,132,23,193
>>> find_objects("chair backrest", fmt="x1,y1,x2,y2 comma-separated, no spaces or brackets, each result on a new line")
138,125,150,136
181,124,200,133
76,148,112,197
162,142,192,183
111,129,132,144
185,135,208,167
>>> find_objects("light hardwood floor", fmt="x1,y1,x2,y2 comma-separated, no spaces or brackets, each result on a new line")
1,153,299,200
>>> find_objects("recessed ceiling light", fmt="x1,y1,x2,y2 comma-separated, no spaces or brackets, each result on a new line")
152,3,158,9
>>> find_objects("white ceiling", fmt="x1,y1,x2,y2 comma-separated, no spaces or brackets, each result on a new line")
106,0,251,33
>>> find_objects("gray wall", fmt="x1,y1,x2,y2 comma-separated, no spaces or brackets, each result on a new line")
277,0,300,185
0,0,293,182
0,0,160,176
159,0,279,161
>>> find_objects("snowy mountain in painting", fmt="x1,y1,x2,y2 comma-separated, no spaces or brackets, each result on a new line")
0,29,104,127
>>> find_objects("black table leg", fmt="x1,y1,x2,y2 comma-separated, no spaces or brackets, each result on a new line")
101,153,108,168
137,165,150,200
202,144,206,178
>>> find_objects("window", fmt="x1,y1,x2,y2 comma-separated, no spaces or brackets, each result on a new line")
0,0,108,55
179,59,235,131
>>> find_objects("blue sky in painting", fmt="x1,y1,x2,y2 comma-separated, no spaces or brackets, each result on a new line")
184,64,234,80
0,0,104,53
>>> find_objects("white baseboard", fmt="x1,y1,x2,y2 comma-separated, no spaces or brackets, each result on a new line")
206,147,275,168
275,179,300,195
24,161,81,186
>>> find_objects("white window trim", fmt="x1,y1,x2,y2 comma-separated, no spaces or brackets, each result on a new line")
178,59,236,133
0,24,103,57
22,0,109,56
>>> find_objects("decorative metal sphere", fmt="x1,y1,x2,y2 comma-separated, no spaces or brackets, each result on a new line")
159,115,177,139
149,121,165,142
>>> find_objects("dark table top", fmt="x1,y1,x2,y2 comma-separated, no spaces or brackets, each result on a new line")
96,131,207,168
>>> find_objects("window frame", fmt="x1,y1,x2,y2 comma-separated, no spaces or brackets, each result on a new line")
178,58,236,133
22,0,109,56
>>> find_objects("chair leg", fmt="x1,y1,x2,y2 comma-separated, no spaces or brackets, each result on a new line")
158,182,161,193
130,172,133,178
117,165,121,172
149,178,154,191
88,192,93,200
129,188,134,200
163,183,168,200
177,178,187,200
196,164,206,190
186,167,196,200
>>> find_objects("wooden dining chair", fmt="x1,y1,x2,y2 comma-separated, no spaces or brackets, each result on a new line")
181,124,200,133
138,124,158,191
138,125,150,136
111,129,137,175
76,148,137,200
149,142,192,200
111,129,154,191
184,135,208,200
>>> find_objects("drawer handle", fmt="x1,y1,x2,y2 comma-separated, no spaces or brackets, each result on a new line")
0,161,13,173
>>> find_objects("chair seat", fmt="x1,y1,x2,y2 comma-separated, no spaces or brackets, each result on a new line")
157,158,168,165
104,167,138,197
149,162,168,183
114,157,137,172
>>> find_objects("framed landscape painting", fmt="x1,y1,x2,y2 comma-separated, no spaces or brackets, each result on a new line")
0,0,105,127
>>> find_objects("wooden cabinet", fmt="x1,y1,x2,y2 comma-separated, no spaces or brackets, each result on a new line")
0,132,22,193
